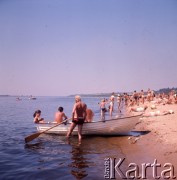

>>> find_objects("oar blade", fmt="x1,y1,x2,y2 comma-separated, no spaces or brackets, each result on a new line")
25,132,41,143
24,118,72,143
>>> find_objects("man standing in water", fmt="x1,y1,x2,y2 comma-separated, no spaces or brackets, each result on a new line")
67,95,87,144
109,92,115,117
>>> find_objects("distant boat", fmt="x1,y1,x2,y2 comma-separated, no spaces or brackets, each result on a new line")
29,96,37,100
16,97,22,101
36,114,142,136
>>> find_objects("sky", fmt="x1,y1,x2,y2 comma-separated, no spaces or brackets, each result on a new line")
0,0,177,96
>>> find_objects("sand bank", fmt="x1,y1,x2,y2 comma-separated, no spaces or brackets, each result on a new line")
120,103,177,179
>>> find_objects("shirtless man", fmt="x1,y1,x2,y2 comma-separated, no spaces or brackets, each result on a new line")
133,90,139,105
100,99,107,121
67,95,87,144
54,107,67,123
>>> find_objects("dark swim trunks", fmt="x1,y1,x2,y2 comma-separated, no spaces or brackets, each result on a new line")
72,118,85,125
101,108,106,112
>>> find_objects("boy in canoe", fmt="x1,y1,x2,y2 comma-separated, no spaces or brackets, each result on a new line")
54,107,68,124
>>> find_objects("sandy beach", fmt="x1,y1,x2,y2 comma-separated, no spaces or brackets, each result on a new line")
120,103,177,179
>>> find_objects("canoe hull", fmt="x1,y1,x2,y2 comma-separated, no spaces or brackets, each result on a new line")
36,114,142,136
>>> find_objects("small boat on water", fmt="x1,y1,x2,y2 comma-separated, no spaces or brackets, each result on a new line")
16,97,22,101
36,114,142,136
29,96,37,100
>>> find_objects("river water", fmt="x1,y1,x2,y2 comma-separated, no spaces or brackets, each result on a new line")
0,96,134,180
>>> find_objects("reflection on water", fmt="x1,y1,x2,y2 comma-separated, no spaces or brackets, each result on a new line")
25,142,44,150
24,134,128,180
23,130,151,179
69,145,89,179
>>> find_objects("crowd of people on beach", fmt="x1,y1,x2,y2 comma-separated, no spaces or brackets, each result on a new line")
124,89,176,118
98,89,177,119
33,89,177,143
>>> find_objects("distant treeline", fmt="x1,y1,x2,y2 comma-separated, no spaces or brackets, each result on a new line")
69,87,177,97
156,87,177,94
68,93,114,98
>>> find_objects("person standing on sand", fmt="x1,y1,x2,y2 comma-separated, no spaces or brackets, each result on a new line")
140,89,145,104
54,107,67,123
133,90,139,105
117,94,122,113
67,95,87,144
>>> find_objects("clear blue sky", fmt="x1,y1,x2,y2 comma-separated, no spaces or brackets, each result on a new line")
0,0,177,96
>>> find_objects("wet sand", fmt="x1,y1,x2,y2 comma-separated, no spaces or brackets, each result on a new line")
120,103,177,179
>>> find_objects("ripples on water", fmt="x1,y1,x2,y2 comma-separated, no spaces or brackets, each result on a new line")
0,96,130,180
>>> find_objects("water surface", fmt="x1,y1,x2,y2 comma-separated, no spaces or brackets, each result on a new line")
0,96,132,180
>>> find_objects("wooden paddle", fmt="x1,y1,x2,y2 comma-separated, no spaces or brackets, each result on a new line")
25,118,72,143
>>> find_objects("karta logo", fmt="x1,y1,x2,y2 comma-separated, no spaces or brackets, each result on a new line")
104,158,176,179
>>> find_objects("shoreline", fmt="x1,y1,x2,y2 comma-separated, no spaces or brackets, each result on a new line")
120,103,177,179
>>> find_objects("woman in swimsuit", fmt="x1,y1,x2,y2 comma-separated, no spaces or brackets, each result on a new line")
33,110,44,123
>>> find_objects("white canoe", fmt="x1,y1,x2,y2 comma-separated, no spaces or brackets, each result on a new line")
36,114,142,136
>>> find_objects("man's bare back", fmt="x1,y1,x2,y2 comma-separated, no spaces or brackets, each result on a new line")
74,102,87,119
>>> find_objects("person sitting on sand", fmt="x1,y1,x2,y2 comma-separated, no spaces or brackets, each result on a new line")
85,108,94,122
130,105,148,112
54,106,68,124
33,110,44,123
143,110,174,117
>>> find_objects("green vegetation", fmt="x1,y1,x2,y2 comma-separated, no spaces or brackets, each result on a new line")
157,87,177,94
